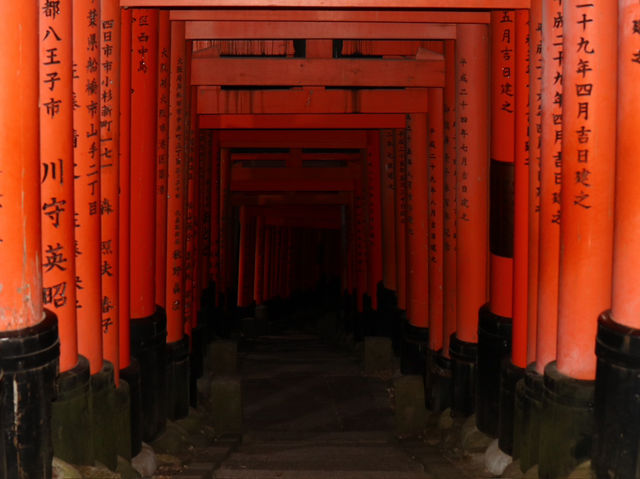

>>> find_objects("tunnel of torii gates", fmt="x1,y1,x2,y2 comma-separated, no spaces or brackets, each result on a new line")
3,0,640,478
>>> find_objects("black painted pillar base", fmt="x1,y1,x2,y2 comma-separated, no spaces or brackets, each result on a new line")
592,311,640,479
392,308,404,356
120,358,142,457
91,360,118,471
449,333,477,417
114,379,132,460
477,304,512,437
425,349,452,412
400,322,428,375
0,311,59,479
376,283,396,339
513,363,543,472
166,336,190,420
498,359,525,455
51,355,93,465
538,361,594,479
130,306,167,442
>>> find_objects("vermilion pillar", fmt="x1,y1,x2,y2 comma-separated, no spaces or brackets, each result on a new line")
451,23,489,417
73,0,103,375
119,7,132,373
540,1,616,477
166,20,186,345
254,215,265,304
155,11,170,309
1,4,59,475
394,130,408,313
100,0,121,384
443,40,457,360
130,9,166,442
593,2,640,476
40,0,77,372
477,10,516,438
402,113,429,374
210,136,221,305
237,206,252,308
219,149,231,301
380,130,397,295
498,9,530,456
366,131,383,312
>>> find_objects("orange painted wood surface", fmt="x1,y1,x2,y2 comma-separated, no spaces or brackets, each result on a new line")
455,23,489,343
100,0,121,382
123,0,531,8
199,114,406,130
611,0,640,329
556,0,616,380
380,130,397,292
39,0,78,370
130,9,159,319
191,57,444,87
197,87,430,115
73,0,104,374
366,132,383,309
185,20,455,39
219,130,368,149
394,130,408,311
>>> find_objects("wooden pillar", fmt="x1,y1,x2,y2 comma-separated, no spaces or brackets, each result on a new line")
540,1,616,477
219,148,231,301
210,134,221,303
443,39,457,358
394,130,408,312
118,7,132,372
593,2,640,476
237,206,251,308
366,131,383,311
155,11,170,310
380,130,397,294
166,20,186,345
40,0,77,372
73,0,103,375
451,23,490,417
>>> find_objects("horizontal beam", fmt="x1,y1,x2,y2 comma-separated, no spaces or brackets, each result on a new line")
198,87,429,114
199,114,406,129
191,57,444,87
171,9,491,23
185,21,456,40
230,192,351,206
232,152,361,162
218,130,369,148
122,1,530,8
231,166,358,191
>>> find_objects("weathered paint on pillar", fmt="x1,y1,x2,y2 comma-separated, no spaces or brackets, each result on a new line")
119,7,132,369
165,20,186,344
254,215,265,304
39,0,78,371
610,0,640,329
73,0,103,374
406,113,429,329
100,0,121,381
130,9,158,319
528,0,542,366
394,130,408,311
366,131,383,310
0,4,42,331
428,88,445,352
489,10,515,320
512,9,530,369
535,0,563,374
443,39,457,357
455,24,490,343
155,10,170,309
557,0,616,380
380,130,397,292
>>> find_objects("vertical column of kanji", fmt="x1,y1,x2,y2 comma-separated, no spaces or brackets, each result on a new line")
541,1,617,477
40,0,77,374
513,1,543,471
443,40,457,361
0,3,58,477
425,87,448,411
155,11,170,310
366,131,383,315
129,9,166,442
402,113,429,375
100,0,120,384
498,8,530,458
394,128,408,345
187,70,201,332
73,0,103,376
476,10,516,439
254,215,265,305
593,3,640,477
380,130,397,320
451,24,490,418
164,19,189,422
